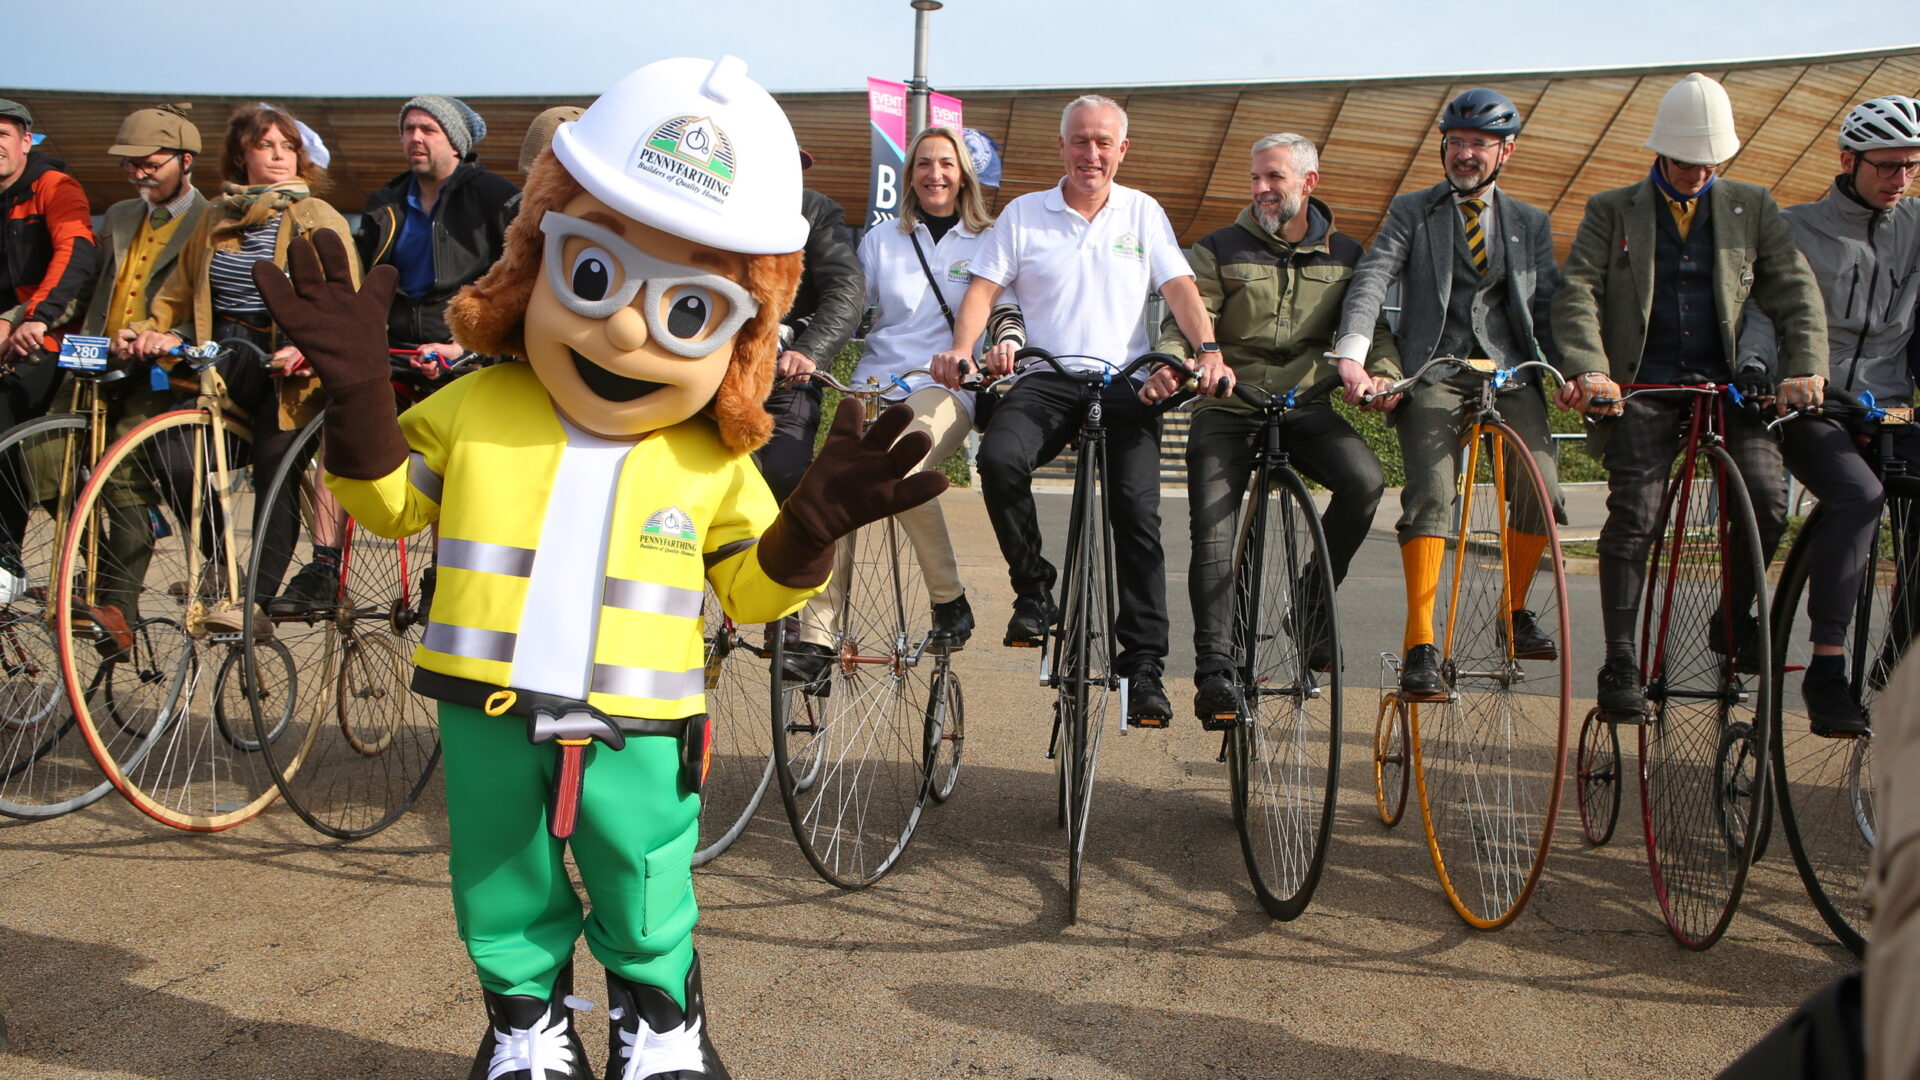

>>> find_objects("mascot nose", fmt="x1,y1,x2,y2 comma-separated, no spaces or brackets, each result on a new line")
604,304,649,352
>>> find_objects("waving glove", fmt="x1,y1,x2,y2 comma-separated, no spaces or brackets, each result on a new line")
757,398,951,587
252,231,407,480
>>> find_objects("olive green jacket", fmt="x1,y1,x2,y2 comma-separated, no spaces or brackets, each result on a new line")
1156,200,1399,414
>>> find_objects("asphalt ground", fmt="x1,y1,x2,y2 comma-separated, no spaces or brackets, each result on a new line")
0,485,1856,1080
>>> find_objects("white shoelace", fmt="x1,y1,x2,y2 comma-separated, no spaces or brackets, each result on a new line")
611,1009,707,1079
486,1008,578,1080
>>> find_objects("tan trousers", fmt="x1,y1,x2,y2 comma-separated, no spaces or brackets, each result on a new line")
1871,647,1920,1080
795,386,971,647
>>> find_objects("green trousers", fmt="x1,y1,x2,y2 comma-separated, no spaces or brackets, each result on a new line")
439,702,700,1007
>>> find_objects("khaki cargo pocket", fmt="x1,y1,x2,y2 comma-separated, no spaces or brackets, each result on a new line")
642,820,700,937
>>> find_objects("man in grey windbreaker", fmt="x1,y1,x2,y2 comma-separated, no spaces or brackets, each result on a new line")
1739,95,1920,737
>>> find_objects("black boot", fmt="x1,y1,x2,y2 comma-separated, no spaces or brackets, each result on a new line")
603,956,730,1080
469,966,592,1080
928,592,975,648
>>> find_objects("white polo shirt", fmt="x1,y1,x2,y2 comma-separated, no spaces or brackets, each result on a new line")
969,179,1193,378
854,217,997,415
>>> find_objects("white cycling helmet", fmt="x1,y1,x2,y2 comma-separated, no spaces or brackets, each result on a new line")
551,55,807,256
1838,95,1920,152
1645,72,1741,165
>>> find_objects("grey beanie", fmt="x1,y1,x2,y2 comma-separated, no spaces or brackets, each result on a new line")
399,95,487,157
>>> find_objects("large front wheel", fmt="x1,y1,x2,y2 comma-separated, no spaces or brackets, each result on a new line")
693,594,775,867
1227,466,1340,920
1413,420,1571,930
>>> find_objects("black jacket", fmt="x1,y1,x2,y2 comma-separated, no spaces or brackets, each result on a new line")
783,190,864,366
354,158,518,347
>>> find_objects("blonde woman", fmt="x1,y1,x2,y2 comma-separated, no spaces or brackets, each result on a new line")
782,126,1019,681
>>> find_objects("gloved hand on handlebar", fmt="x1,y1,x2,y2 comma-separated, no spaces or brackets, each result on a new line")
251,232,408,480
756,398,950,588
1731,363,1774,409
1778,374,1825,412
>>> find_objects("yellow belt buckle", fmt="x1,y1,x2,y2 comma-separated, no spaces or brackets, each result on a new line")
484,690,517,716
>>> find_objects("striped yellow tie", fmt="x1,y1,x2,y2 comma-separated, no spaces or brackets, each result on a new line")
1461,198,1488,275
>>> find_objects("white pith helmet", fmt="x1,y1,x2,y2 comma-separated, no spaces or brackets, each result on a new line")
551,55,806,255
1645,72,1741,165
1838,95,1920,152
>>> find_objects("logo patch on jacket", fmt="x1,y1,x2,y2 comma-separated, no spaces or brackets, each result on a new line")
640,506,699,554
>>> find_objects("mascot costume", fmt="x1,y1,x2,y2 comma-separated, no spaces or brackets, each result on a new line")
253,56,946,1080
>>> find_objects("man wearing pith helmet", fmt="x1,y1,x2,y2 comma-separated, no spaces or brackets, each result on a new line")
254,55,944,1080
1553,71,1826,724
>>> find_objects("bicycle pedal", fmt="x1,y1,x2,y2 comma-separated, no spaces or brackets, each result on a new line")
1003,635,1042,648
1130,715,1170,730
1199,711,1239,733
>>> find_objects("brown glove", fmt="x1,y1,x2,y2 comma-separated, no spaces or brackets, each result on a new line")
251,231,407,480
757,397,950,588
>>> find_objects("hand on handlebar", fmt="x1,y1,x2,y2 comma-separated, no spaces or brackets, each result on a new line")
1193,355,1234,399
931,348,976,388
126,328,184,362
1778,374,1825,413
1558,371,1623,417
1333,357,1398,412
776,349,816,381
270,345,310,377
1139,364,1185,405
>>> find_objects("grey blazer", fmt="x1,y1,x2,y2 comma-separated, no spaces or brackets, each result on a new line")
1337,180,1562,369
78,189,210,337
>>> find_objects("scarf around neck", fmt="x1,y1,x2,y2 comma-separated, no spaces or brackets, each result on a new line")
214,180,311,235
1649,159,1716,204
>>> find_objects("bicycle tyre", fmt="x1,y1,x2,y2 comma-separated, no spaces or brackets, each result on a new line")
692,594,776,867
771,515,932,887
924,664,963,804
1228,465,1340,920
56,408,284,829
243,414,440,840
0,413,113,819
1412,420,1571,930
1638,441,1772,949
1054,438,1114,925
1766,497,1896,957
1576,707,1623,846
1372,696,1411,828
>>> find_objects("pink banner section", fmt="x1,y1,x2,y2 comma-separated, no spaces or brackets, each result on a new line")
930,92,963,133
866,77,910,228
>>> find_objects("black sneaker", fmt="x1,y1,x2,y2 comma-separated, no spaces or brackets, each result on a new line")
1707,607,1762,674
1194,672,1239,731
780,641,835,685
267,559,339,616
1503,608,1558,661
1399,643,1447,699
1597,655,1650,723
1004,594,1055,648
1128,673,1173,728
929,593,974,648
1803,668,1870,738
471,968,591,1080
603,954,731,1080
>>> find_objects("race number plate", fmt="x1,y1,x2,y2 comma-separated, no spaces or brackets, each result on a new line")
1885,407,1914,424
58,334,112,372
1460,357,1498,373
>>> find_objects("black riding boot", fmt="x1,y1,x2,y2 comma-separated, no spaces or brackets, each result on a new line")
469,964,592,1080
602,955,729,1080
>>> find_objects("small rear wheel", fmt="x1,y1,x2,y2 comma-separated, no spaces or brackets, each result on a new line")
1373,696,1411,828
1576,707,1622,846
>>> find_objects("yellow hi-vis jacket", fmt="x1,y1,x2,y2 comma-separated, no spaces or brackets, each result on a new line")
326,362,820,721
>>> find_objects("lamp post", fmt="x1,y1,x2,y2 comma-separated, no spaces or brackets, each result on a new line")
908,0,942,139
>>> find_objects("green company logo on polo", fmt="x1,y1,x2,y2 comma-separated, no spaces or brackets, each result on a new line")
1112,233,1144,258
633,116,737,206
947,257,972,284
643,506,697,542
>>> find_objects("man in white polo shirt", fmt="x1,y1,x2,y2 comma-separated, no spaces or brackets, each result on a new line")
933,94,1222,726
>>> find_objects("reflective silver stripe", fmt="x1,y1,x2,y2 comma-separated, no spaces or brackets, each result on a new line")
439,537,537,577
591,664,706,701
407,452,444,505
603,578,704,619
423,622,518,664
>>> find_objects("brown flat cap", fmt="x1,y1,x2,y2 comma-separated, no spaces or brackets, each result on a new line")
110,104,201,156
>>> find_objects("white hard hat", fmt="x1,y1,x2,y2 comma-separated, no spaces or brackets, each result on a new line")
1839,95,1920,152
551,55,806,255
1645,73,1741,165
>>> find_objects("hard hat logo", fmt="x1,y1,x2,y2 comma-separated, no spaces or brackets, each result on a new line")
635,116,737,206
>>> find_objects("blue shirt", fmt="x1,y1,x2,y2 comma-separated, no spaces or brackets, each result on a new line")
393,177,437,298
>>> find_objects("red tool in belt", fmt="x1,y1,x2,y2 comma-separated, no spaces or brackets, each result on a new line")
527,705,627,838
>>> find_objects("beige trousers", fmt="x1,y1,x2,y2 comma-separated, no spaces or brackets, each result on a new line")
795,386,971,647
1871,646,1920,1080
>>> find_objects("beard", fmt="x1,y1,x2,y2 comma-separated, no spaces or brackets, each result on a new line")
1253,193,1301,235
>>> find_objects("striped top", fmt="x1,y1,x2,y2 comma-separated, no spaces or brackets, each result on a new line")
207,216,283,317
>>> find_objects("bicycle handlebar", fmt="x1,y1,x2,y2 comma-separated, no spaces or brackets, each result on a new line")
1011,347,1187,385
1228,372,1345,412
1373,356,1568,402
1769,385,1914,430
167,338,271,371
389,347,481,372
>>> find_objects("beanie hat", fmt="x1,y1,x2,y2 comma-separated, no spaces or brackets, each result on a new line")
400,95,487,157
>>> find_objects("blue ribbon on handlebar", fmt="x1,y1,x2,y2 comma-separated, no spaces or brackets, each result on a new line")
1860,390,1887,422
1493,368,1513,390
1726,382,1745,407
889,373,912,394
1283,388,1297,409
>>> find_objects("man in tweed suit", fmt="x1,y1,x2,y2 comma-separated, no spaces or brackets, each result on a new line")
1552,72,1827,721
1332,88,1566,699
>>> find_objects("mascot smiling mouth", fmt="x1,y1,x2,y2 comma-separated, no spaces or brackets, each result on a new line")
570,348,666,402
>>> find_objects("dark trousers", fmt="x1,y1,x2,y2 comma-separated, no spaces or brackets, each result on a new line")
1185,402,1384,678
1781,419,1920,647
1595,396,1788,656
753,380,822,504
977,373,1168,677
0,349,70,550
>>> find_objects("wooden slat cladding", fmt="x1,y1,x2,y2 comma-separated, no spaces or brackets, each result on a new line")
6,46,1918,264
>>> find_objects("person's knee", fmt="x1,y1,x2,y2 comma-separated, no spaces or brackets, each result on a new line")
976,432,1030,488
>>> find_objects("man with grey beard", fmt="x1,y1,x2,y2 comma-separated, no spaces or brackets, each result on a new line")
1150,132,1400,723
87,104,208,351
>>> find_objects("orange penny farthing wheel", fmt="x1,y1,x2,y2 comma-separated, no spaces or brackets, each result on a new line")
1390,357,1572,930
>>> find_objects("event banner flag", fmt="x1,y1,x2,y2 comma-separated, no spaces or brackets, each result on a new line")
866,78,962,229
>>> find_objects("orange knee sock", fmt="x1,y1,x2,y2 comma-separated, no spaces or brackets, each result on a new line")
1401,536,1445,650
1504,530,1549,613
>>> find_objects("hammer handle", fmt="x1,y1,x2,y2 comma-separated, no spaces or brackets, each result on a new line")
549,739,590,838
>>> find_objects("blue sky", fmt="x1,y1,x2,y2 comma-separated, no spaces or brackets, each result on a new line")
12,0,1919,97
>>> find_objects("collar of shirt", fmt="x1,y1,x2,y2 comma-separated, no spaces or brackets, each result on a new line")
1453,185,1497,231
149,184,197,227
1043,177,1127,220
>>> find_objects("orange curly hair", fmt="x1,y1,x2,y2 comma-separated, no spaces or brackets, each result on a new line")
446,148,804,455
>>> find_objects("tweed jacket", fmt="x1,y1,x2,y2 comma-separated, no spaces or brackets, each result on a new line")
1336,180,1562,370
1551,176,1825,386
80,188,211,336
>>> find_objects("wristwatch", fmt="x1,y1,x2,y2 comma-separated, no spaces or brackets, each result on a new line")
1198,341,1221,356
